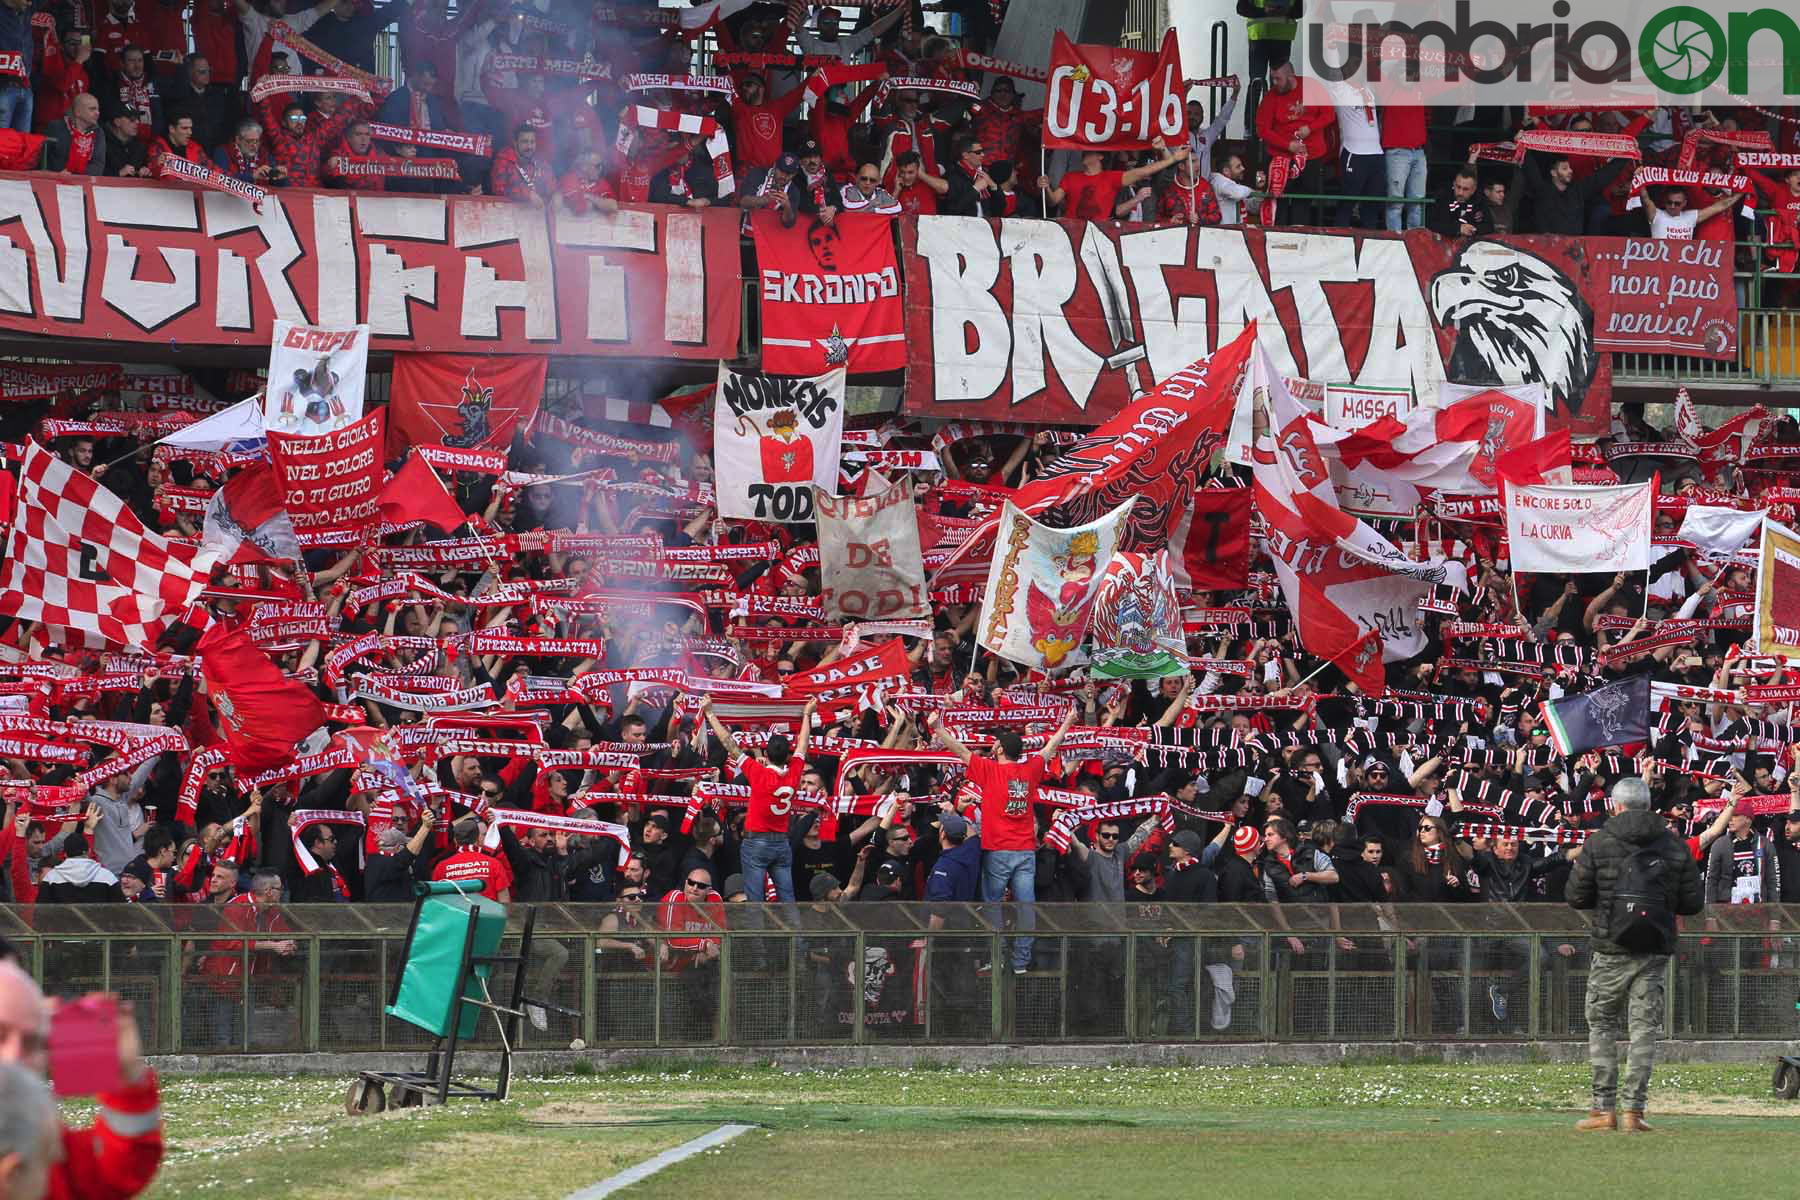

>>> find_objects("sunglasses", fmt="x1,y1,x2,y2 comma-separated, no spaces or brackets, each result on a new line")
620,891,645,901
1096,832,1119,840
685,878,710,888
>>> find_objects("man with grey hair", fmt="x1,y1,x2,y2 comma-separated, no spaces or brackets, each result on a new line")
0,1061,57,1200
1566,775,1703,1132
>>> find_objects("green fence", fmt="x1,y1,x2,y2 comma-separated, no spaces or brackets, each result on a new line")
8,903,1798,1053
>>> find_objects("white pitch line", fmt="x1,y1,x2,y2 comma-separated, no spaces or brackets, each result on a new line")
564,1123,756,1200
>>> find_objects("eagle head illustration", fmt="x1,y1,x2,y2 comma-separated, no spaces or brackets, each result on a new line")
1429,240,1595,421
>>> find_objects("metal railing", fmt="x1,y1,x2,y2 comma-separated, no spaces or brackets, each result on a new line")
10,903,1800,1053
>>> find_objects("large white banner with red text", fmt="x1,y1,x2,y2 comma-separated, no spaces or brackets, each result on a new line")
902,220,1738,429
0,176,740,357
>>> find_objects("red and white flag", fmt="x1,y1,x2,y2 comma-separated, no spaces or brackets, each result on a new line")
197,621,326,773
0,443,219,648
1245,337,1465,685
201,462,300,565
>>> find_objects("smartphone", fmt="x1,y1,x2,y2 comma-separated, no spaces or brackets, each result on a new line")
48,995,121,1098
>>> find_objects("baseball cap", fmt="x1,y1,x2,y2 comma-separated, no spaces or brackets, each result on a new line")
876,860,903,883
936,811,969,840
798,138,822,158
722,873,747,898
774,152,800,175
645,812,671,830
810,872,841,900
1171,830,1205,856
1232,825,1263,858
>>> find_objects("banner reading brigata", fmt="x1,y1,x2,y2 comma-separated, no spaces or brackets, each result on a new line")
0,175,739,357
268,409,385,531
752,211,905,375
1044,30,1184,151
901,220,1736,427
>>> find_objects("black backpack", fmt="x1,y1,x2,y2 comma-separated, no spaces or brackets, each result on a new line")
1607,844,1674,953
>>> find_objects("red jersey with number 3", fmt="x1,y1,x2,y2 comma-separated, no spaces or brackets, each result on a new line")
965,755,1045,852
738,754,804,834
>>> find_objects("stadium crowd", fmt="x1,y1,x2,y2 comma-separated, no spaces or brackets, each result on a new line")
0,0,1789,256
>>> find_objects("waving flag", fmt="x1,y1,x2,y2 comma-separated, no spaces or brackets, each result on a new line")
201,462,301,565
977,497,1137,669
1541,674,1650,756
932,326,1256,588
0,443,219,649
1245,336,1465,688
198,622,327,773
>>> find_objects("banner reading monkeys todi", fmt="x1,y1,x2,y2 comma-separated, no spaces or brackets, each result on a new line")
813,473,929,621
714,364,846,523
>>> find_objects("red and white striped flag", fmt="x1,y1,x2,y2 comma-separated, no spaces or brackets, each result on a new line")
0,442,220,648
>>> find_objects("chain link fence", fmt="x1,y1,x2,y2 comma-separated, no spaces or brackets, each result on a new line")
8,902,1798,1053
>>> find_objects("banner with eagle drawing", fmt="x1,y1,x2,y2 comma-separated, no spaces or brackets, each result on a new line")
386,353,548,457
976,496,1137,670
714,364,846,523
264,320,368,436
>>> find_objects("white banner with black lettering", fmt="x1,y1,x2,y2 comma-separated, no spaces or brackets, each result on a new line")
714,364,846,523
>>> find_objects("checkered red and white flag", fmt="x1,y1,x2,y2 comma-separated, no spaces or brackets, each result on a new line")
0,442,220,648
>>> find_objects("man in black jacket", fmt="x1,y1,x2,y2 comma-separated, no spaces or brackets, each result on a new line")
1427,166,1493,239
364,812,435,903
1566,776,1703,1133
1517,152,1630,236
498,822,571,1030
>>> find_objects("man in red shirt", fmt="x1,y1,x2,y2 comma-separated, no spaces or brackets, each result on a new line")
731,72,804,172
892,150,940,215
431,817,511,901
699,695,816,903
929,705,1077,974
1048,143,1189,223
1254,62,1334,224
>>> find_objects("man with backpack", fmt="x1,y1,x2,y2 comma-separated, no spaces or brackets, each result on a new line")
1566,776,1703,1133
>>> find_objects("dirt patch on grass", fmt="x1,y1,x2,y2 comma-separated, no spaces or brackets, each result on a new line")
529,1098,687,1123
1640,1094,1793,1118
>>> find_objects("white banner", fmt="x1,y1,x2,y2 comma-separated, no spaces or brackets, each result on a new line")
265,321,369,436
814,473,928,621
1502,480,1654,575
713,364,845,523
977,497,1137,669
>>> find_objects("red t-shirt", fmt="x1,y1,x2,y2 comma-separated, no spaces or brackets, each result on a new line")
432,849,508,900
966,755,1046,852
737,754,803,835
896,180,938,216
1058,169,1124,222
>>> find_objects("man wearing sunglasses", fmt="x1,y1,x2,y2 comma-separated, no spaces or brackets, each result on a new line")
657,867,724,1039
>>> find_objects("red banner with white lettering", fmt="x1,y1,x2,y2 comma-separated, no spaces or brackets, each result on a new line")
0,176,739,358
752,211,905,376
1043,29,1185,151
268,409,385,532
899,220,1743,430
386,353,547,457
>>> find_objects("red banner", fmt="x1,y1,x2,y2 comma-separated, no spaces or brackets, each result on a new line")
0,176,740,358
387,353,547,456
899,221,1740,430
1043,30,1184,151
752,211,905,376
268,409,385,531
1181,489,1250,591
1589,238,1738,357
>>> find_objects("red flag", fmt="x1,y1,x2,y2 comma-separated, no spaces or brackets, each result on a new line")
386,353,547,457
932,326,1257,587
198,622,327,773
1176,488,1250,591
1495,428,1573,485
1043,30,1185,151
750,212,905,375
201,462,300,565
378,453,467,533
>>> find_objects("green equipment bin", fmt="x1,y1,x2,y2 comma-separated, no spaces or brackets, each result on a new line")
386,881,507,1040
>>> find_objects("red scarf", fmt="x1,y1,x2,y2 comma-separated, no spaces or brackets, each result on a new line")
65,121,95,174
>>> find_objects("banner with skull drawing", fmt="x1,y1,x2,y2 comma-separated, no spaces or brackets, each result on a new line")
1088,549,1186,679
713,364,846,523
265,320,369,436
977,496,1137,670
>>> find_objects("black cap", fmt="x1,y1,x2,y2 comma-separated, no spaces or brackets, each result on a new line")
645,812,671,830
798,138,821,158
774,152,800,175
